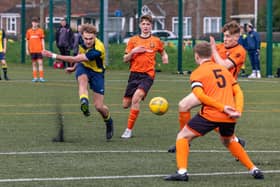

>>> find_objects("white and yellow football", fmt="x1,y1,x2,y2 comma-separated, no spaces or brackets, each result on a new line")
149,97,169,115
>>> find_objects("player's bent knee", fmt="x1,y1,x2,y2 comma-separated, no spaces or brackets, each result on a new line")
221,138,231,147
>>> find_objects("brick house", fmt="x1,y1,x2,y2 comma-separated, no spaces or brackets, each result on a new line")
0,0,266,40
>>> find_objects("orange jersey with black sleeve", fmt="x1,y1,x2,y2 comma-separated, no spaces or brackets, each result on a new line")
125,35,164,79
213,43,246,79
26,28,45,53
190,60,240,123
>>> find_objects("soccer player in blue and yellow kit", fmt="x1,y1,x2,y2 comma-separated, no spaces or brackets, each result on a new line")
42,24,113,140
0,28,9,80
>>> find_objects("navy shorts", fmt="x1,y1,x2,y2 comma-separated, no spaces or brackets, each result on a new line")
124,72,154,98
0,52,5,60
188,114,236,137
75,63,105,95
30,53,43,61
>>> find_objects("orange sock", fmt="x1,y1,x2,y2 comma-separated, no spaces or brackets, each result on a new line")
176,138,189,170
33,71,37,79
178,112,191,130
127,109,139,130
39,70,44,78
227,141,255,170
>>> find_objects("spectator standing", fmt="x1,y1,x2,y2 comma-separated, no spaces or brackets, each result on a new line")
0,28,9,80
72,25,83,56
26,16,46,82
55,18,74,67
246,23,261,79
238,25,248,77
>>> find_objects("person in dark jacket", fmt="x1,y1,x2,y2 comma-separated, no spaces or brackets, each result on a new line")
72,25,83,56
55,18,74,67
238,25,248,77
246,23,261,79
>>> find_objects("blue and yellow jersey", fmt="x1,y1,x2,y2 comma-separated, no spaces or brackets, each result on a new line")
0,29,6,52
79,38,105,73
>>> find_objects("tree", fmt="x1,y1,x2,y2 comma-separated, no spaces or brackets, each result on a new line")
258,0,280,31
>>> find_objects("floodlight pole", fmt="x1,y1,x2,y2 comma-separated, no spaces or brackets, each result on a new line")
66,0,71,25
221,0,226,41
177,0,183,74
21,0,26,64
48,0,54,66
100,0,104,41
266,0,273,77
137,0,142,34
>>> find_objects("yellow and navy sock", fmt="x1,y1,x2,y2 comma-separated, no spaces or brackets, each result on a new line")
104,113,112,124
80,94,89,104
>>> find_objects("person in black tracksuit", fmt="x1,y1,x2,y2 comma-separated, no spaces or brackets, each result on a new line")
55,18,73,68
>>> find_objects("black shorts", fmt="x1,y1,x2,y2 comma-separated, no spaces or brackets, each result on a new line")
187,114,236,137
30,53,43,61
124,72,154,98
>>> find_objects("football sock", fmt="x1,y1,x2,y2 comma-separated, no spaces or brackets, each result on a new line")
250,167,258,174
178,112,190,130
127,109,139,130
178,169,187,174
227,141,254,170
39,70,44,78
33,70,37,79
80,94,89,101
176,138,189,170
103,113,111,122
2,67,7,78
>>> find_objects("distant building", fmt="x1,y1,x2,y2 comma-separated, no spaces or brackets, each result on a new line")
0,0,266,40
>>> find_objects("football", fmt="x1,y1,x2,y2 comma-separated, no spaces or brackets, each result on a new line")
149,97,169,115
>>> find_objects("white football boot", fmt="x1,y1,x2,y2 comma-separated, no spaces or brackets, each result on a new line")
121,128,132,139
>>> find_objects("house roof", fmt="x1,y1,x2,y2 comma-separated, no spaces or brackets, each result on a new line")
142,4,166,17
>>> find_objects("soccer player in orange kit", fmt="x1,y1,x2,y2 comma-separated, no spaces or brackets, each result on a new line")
168,21,247,153
120,14,168,139
165,41,264,181
26,16,46,82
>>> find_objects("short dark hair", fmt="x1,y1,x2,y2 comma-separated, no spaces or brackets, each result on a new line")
31,16,39,22
194,42,212,59
140,14,153,23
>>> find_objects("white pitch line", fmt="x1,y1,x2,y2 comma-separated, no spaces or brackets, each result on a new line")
0,150,279,155
4,78,280,83
0,170,279,183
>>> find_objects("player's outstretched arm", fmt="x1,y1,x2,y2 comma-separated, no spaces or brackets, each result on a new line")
210,36,233,69
42,50,53,58
65,63,77,74
42,50,87,65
